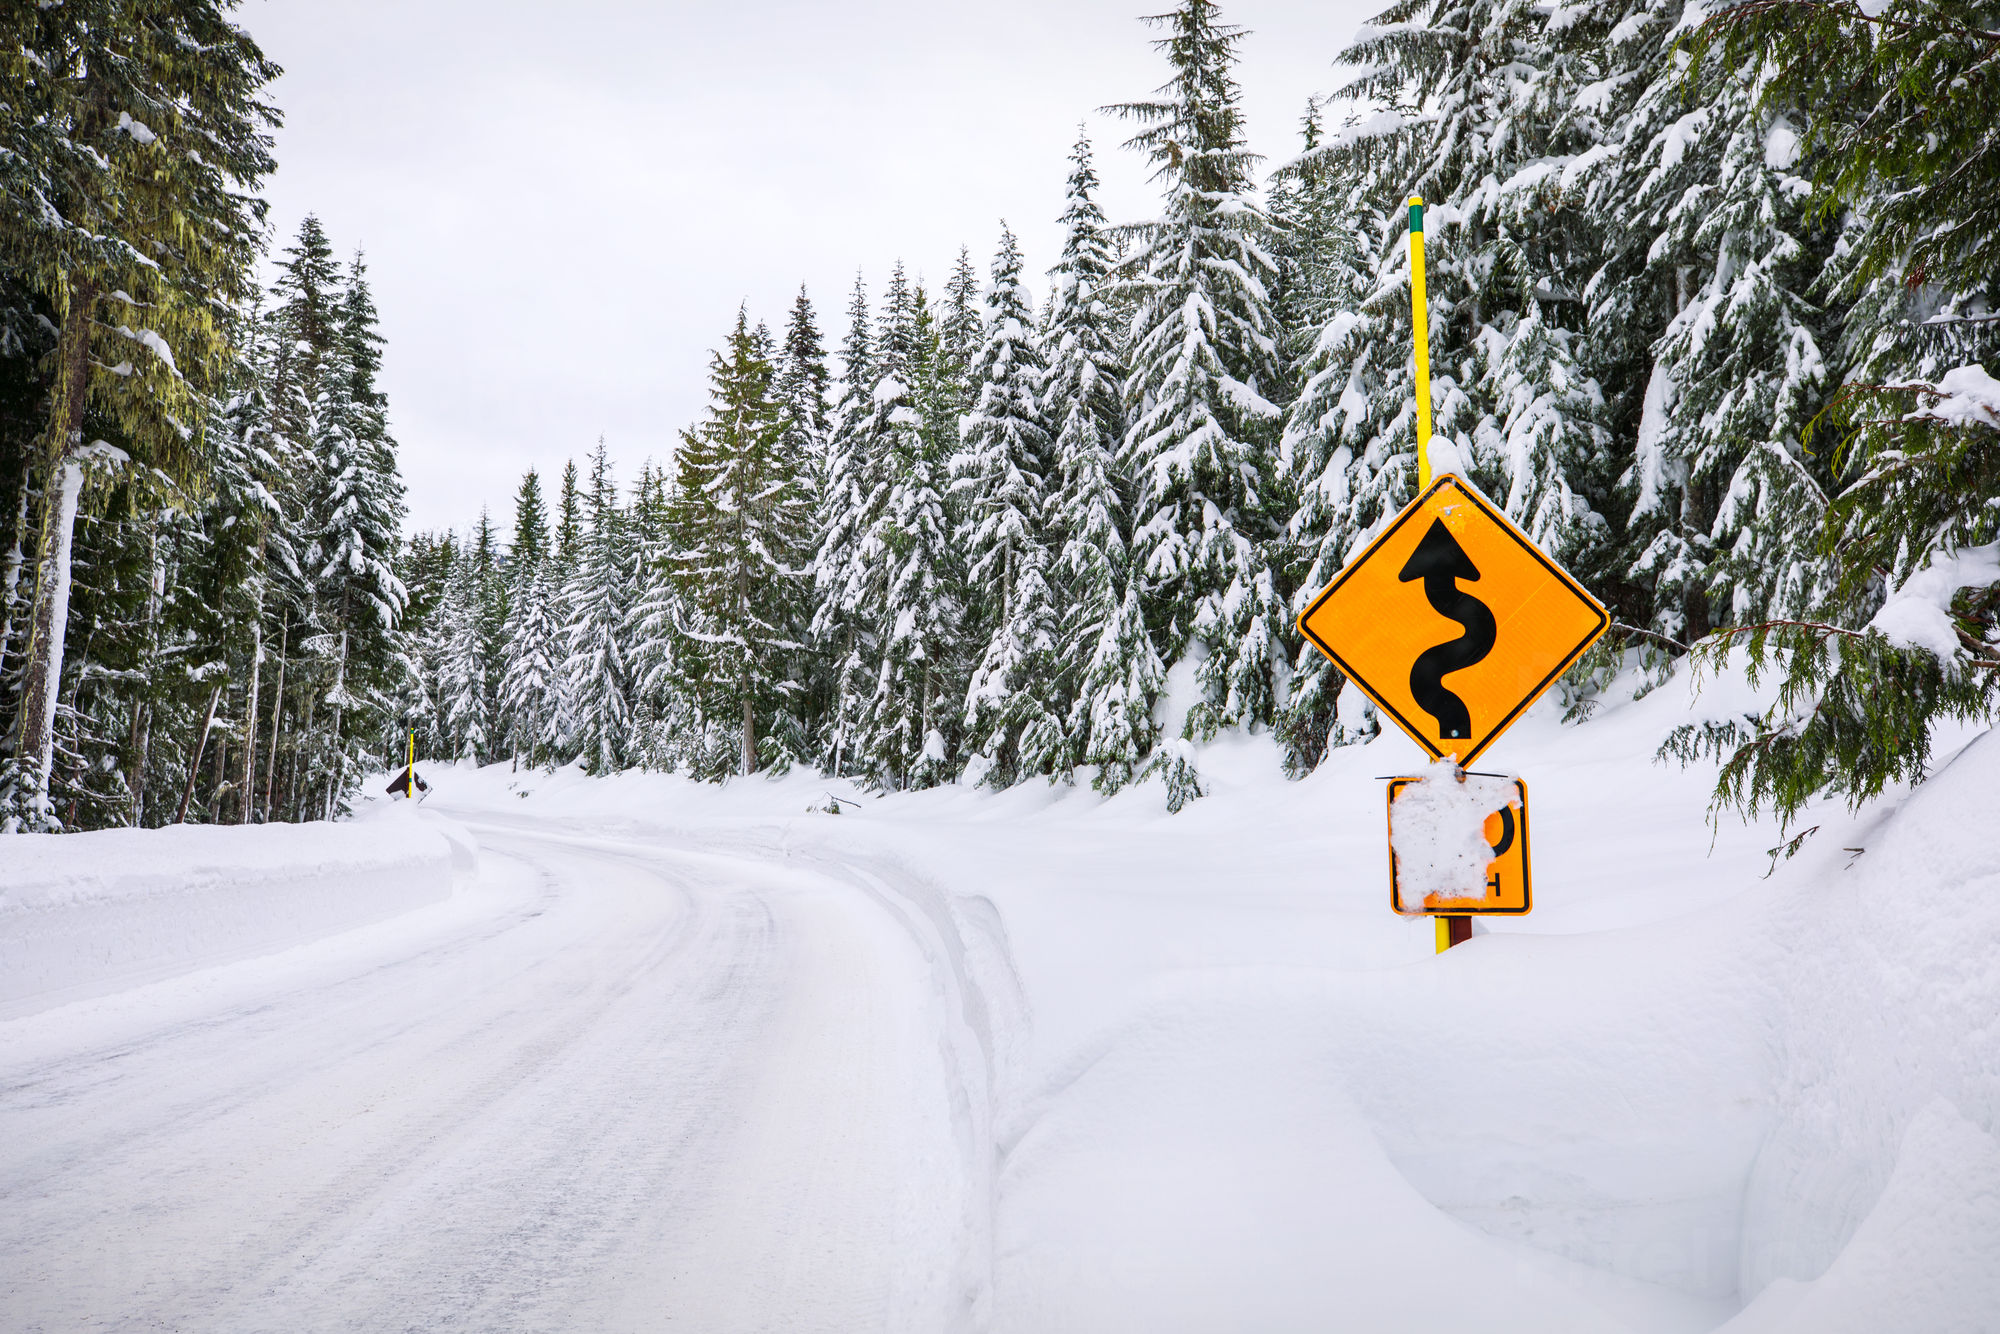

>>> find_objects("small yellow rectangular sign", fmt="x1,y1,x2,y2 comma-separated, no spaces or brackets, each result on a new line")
1386,774,1531,916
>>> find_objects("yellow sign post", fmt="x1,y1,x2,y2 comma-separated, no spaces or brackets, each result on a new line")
1409,196,1434,490
406,729,416,800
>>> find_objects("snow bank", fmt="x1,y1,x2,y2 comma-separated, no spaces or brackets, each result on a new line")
0,805,475,1016
1729,726,2000,1327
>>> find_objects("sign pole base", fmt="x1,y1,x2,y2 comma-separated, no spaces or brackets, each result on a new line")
1435,915,1471,953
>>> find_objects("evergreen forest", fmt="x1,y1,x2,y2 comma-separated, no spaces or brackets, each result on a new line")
3,0,1996,834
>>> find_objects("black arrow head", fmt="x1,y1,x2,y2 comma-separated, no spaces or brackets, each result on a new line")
1399,518,1481,585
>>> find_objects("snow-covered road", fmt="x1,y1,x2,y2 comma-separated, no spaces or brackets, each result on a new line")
1,815,987,1333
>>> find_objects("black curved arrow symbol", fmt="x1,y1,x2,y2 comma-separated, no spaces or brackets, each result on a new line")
1486,803,1515,857
1398,519,1497,740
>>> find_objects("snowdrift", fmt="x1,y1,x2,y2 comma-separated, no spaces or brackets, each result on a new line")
0,805,475,1017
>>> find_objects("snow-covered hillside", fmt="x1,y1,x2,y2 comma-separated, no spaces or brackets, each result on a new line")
2,664,1994,1332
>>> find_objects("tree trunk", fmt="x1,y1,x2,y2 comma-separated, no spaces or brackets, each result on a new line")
175,684,224,825
237,543,266,824
262,613,288,822
212,718,230,821
15,459,86,824
0,483,29,676
324,625,349,822
126,519,161,826
126,699,151,827
286,693,314,824
14,277,98,826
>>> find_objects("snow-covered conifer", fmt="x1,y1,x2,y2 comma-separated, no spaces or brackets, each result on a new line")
1042,129,1150,784
955,226,1058,784
809,274,883,776
666,309,814,776
938,247,983,418
498,470,560,768
852,266,965,789
303,250,407,815
561,442,632,773
1107,0,1288,760
436,544,491,762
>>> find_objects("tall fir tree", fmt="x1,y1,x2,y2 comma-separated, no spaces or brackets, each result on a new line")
854,265,964,788
809,273,882,776
554,458,583,571
498,469,558,765
666,309,815,776
1042,130,1161,790
955,226,1058,785
1272,107,1378,771
303,236,407,816
1107,0,1288,782
1658,1,2000,826
938,247,984,418
437,540,491,762
561,440,631,773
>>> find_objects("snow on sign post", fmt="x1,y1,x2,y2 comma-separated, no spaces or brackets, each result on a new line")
1294,195,1608,951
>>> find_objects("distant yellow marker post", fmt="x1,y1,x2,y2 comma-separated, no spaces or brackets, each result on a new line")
407,729,415,799
1409,196,1434,491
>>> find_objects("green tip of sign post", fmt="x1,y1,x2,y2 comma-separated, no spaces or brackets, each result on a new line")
1409,195,1424,233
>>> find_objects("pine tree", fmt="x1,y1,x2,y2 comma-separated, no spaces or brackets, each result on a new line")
1106,0,1288,770
809,273,883,776
303,240,407,816
394,529,455,763
618,461,686,772
853,265,965,789
510,468,549,573
1283,0,1626,758
496,469,552,764
776,287,830,469
500,555,564,768
437,541,490,762
1539,2,1843,647
666,309,815,777
1271,109,1379,772
1042,129,1152,786
554,459,583,571
938,247,984,418
561,441,631,773
268,219,342,451
955,226,1057,785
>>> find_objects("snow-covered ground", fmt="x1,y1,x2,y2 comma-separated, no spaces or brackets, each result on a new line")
3,663,1996,1332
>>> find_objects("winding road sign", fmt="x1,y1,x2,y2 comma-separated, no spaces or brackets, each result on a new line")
1298,475,1609,765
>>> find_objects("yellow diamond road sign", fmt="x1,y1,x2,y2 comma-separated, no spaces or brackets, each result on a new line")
1299,474,1609,766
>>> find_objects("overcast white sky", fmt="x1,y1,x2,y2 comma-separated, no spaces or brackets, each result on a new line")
240,0,1380,537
